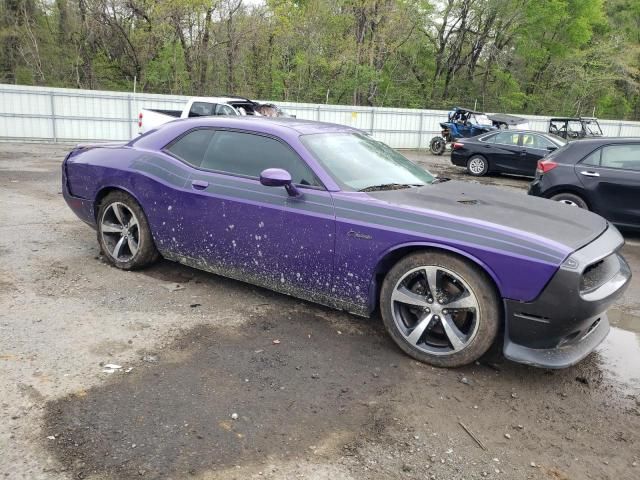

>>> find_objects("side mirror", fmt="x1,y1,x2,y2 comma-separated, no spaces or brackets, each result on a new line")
260,168,300,197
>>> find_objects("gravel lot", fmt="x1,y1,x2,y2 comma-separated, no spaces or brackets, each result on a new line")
1,142,639,480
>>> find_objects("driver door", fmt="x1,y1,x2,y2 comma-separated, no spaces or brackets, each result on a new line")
163,128,336,296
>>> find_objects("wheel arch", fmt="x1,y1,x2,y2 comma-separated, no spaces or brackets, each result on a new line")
542,186,591,209
367,242,504,315
94,185,145,221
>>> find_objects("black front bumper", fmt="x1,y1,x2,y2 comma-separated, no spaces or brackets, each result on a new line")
503,226,631,368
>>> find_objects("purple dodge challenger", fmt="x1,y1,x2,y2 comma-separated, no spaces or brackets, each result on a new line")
62,117,631,368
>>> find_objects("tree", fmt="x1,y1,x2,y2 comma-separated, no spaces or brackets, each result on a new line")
0,0,638,120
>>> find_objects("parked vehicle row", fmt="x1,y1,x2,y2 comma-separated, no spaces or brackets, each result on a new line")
450,132,640,230
62,116,631,370
430,107,604,156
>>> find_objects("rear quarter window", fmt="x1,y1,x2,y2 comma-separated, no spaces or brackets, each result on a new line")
165,129,215,167
581,149,601,166
544,142,572,160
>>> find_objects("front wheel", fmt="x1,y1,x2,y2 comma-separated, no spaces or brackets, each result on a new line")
429,136,446,155
97,191,159,270
380,251,500,368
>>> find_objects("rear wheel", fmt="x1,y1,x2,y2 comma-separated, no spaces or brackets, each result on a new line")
380,251,500,368
430,136,446,155
97,191,159,270
550,192,588,210
467,155,488,176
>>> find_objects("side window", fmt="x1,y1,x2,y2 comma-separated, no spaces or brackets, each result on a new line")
581,149,601,167
480,133,497,143
215,104,237,116
188,102,215,117
522,134,554,149
601,145,640,171
165,129,216,168
494,132,520,146
201,131,321,186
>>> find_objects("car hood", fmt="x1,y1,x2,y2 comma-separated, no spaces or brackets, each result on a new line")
365,180,607,252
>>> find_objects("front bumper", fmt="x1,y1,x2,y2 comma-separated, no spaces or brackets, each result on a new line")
503,226,631,368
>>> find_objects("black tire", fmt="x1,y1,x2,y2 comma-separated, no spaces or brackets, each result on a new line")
380,251,500,368
550,192,589,210
97,190,159,270
429,136,446,156
466,155,489,176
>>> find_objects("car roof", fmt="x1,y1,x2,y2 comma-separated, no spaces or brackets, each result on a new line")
176,115,360,134
133,116,362,150
487,113,528,124
567,136,640,145
480,129,553,136
549,117,599,121
453,107,484,114
189,96,252,104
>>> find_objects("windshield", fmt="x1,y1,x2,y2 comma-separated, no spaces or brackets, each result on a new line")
300,132,435,191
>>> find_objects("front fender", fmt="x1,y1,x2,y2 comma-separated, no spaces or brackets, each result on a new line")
367,241,505,314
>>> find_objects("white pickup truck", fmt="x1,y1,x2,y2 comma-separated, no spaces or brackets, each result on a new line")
138,96,268,134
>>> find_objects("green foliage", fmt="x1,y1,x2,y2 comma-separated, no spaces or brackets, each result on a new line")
0,0,638,119
145,41,191,94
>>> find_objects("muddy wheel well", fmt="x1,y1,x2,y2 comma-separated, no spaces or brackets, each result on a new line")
94,187,125,219
370,245,501,316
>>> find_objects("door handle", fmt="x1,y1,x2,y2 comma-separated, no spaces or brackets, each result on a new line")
580,171,600,177
191,180,209,190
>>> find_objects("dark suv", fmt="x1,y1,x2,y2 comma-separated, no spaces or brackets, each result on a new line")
528,138,640,229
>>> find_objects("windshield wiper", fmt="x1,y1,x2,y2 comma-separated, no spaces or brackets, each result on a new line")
358,183,423,192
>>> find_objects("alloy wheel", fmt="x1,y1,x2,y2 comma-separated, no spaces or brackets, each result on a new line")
468,157,486,175
391,265,480,356
100,202,140,262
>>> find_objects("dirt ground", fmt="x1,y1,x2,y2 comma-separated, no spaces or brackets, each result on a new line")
1,142,639,480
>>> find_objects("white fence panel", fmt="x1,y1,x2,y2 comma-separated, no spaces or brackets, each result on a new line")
1,83,639,147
